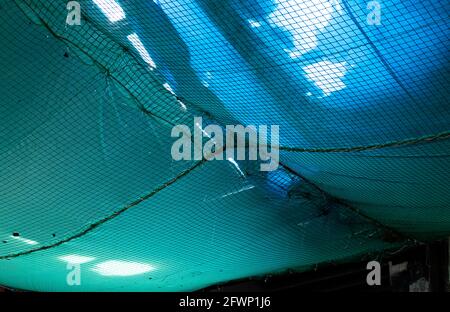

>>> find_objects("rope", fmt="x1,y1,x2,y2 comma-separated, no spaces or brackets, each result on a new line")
278,130,450,153
0,160,207,260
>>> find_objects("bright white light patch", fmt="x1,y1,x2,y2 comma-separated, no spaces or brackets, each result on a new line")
92,260,154,276
163,83,186,110
93,0,125,23
10,236,38,245
268,0,342,57
303,61,347,96
163,83,175,95
220,184,255,199
59,255,95,264
178,100,187,111
127,33,156,69
201,71,212,87
196,122,212,139
227,158,245,177
248,19,262,28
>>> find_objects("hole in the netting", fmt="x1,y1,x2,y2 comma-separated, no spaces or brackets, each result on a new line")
52,233,56,237
64,51,69,58
12,232,20,237
2,240,7,244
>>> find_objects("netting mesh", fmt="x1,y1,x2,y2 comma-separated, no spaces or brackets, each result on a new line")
0,0,448,291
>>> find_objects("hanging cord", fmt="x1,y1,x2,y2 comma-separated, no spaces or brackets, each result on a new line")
0,159,207,260
277,130,450,153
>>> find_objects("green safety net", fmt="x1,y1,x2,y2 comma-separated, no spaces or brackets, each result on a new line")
0,0,448,291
